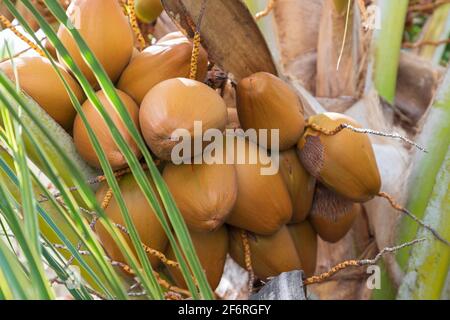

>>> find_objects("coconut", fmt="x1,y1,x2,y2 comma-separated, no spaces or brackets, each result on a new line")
117,37,208,104
57,0,134,87
0,56,85,131
279,149,316,223
287,221,317,277
229,226,302,280
226,108,241,130
16,1,40,31
165,226,228,290
73,89,141,169
135,0,164,23
95,172,168,268
0,2,13,22
139,78,227,161
297,112,381,202
157,31,185,44
308,184,358,243
236,72,305,150
225,136,292,235
162,160,238,232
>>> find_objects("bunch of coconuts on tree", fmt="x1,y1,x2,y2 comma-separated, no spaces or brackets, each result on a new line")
1,0,429,293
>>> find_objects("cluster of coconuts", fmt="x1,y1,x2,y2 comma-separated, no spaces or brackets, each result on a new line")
0,0,383,291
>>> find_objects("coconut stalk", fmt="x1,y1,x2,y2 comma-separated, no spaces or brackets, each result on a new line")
373,65,450,300
316,0,361,98
395,67,450,299
244,0,279,63
271,0,323,93
416,3,450,65
373,0,409,103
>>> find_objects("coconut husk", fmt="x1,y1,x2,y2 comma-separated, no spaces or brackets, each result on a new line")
395,51,445,124
315,0,363,98
272,0,323,93
161,0,277,81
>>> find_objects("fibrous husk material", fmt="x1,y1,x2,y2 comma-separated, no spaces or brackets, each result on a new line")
395,51,445,124
161,0,277,81
309,184,360,243
315,0,362,98
298,112,381,203
272,0,323,93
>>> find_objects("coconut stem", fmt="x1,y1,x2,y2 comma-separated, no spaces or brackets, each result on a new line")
240,229,255,295
101,187,114,209
254,0,275,21
303,238,426,286
189,31,201,80
0,14,45,57
306,121,427,152
378,192,450,246
94,179,181,269
126,0,146,50
113,222,180,269
188,0,208,80
110,260,191,298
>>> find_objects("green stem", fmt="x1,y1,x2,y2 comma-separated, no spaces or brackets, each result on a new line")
373,0,409,103
374,66,450,299
418,3,450,65
396,67,450,299
398,150,449,299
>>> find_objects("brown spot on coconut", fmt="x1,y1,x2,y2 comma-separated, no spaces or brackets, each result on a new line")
298,112,381,202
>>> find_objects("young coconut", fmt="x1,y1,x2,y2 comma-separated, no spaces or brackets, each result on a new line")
236,72,305,150
117,37,208,104
225,136,292,235
0,56,85,131
287,221,318,277
279,149,316,223
73,89,141,170
308,184,359,243
165,226,228,291
162,160,238,232
95,172,168,269
226,108,241,130
157,31,185,44
58,0,134,87
229,226,302,280
297,112,381,202
0,2,14,22
135,0,164,23
139,78,227,161
15,1,40,31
